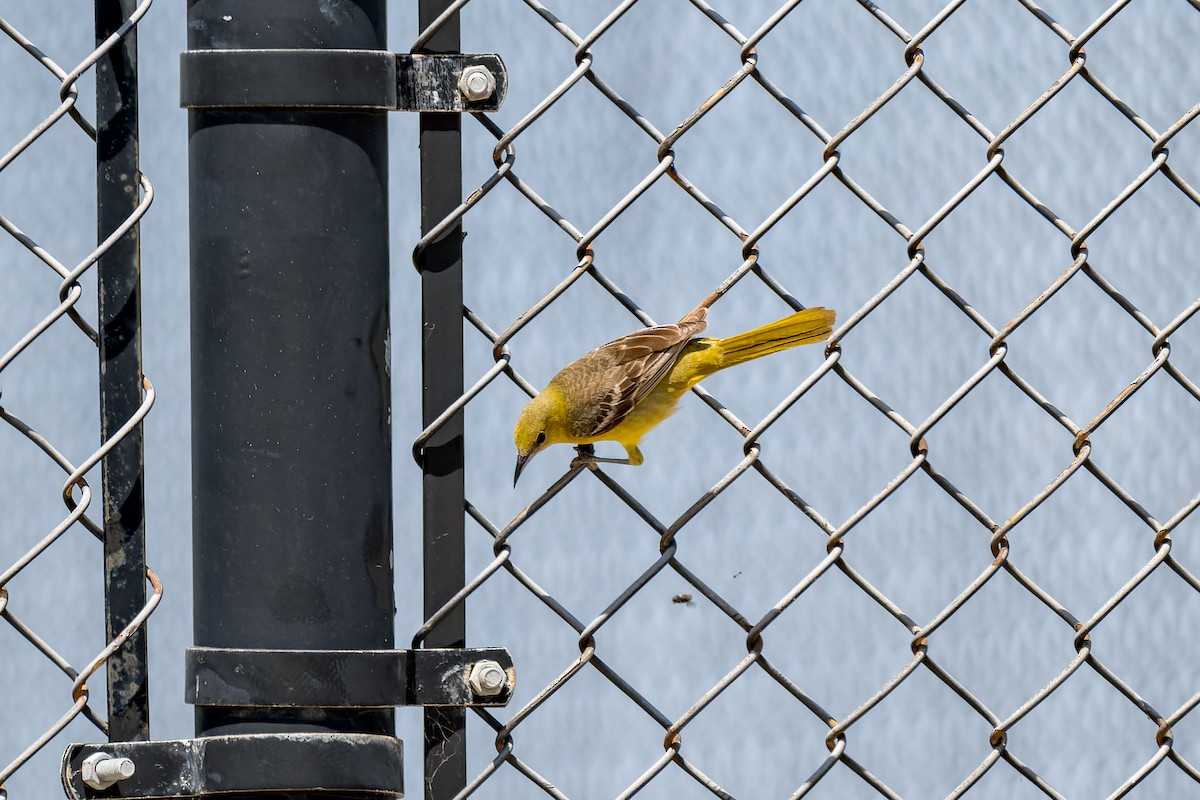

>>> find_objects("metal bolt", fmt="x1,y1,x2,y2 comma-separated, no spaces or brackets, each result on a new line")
467,659,508,697
81,752,136,791
458,66,496,102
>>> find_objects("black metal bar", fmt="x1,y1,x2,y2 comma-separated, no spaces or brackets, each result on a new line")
179,50,507,112
185,648,514,708
96,0,149,744
416,1,467,796
63,734,405,799
179,48,398,109
186,0,395,792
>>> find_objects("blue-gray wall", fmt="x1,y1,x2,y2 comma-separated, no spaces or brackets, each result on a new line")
3,1,1199,797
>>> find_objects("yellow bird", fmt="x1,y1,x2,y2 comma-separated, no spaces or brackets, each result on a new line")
513,304,836,485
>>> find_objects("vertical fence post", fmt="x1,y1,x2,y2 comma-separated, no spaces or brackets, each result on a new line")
95,0,148,744
416,2,467,796
186,0,395,758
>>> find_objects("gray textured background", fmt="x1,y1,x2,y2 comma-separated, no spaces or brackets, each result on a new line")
3,1,1200,797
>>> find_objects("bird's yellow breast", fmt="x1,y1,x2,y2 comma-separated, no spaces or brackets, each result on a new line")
597,384,685,447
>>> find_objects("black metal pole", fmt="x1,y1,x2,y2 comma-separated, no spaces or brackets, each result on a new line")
96,0,149,744
187,0,394,759
416,2,467,797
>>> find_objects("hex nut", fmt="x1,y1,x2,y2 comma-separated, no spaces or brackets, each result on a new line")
458,66,496,102
81,752,136,791
467,659,508,697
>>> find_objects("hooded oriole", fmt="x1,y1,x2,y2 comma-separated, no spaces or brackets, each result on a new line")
513,304,835,485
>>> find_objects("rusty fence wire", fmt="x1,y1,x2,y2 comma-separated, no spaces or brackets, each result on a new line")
413,1,1200,798
0,2,159,796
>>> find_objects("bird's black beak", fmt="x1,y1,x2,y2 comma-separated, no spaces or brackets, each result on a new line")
513,453,530,487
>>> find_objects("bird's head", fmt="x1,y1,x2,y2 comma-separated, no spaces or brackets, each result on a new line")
513,389,569,486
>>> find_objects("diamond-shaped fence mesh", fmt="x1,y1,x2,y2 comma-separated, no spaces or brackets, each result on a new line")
413,1,1200,797
0,2,159,795
5,0,1200,797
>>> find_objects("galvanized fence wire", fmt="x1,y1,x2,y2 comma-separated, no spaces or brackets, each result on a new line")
412,1,1200,797
0,2,160,793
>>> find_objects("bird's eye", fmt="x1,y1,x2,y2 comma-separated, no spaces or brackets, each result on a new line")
535,431,546,445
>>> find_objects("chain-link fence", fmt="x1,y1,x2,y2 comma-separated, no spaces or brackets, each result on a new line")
0,1,158,795
414,1,1200,797
5,0,1200,797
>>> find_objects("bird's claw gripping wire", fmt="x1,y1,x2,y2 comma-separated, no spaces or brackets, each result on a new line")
570,444,635,471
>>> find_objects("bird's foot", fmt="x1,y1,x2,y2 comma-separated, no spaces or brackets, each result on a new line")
570,444,634,470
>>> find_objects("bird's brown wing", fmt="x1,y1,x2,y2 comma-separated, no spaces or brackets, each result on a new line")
568,307,708,438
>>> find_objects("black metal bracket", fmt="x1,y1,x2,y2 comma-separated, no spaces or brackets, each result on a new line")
61,733,403,799
186,647,515,708
61,648,512,796
179,49,507,112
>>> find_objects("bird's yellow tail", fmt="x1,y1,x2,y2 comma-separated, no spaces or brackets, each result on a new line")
714,307,836,370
